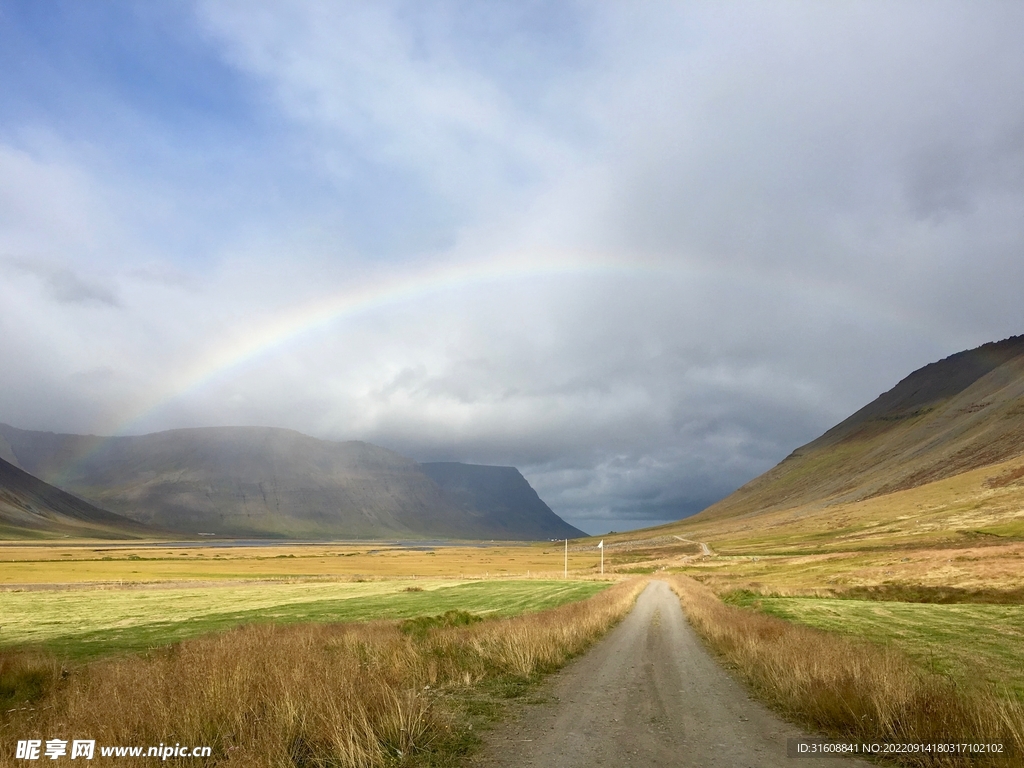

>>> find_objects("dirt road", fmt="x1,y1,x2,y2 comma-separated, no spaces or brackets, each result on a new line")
672,536,713,557
471,580,869,768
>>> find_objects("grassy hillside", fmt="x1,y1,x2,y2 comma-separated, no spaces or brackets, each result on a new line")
649,453,1024,556
0,457,152,540
695,334,1024,524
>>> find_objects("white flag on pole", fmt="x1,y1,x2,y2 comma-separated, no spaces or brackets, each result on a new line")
597,540,604,549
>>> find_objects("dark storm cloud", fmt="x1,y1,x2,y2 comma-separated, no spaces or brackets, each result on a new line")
3,259,119,306
44,266,119,306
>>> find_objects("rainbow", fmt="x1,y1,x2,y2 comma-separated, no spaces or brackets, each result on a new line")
106,246,931,440
112,249,676,437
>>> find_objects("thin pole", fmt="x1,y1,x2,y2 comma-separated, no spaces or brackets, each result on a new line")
564,539,568,579
601,544,604,575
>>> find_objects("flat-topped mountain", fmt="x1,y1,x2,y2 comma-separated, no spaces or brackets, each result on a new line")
0,424,580,540
694,334,1024,523
0,456,152,539
420,462,586,539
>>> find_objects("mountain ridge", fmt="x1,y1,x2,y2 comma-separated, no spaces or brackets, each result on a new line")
692,334,1024,524
0,424,580,540
0,455,153,539
421,462,586,539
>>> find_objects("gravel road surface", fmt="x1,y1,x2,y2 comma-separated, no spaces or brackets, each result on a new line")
471,580,870,768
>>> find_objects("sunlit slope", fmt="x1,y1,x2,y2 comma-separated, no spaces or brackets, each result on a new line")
659,452,1024,554
0,456,152,539
694,334,1024,524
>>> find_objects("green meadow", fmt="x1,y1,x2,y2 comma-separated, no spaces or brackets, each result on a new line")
729,594,1024,699
0,578,609,660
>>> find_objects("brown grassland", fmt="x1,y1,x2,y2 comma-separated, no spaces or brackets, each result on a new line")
0,577,645,767
0,541,601,585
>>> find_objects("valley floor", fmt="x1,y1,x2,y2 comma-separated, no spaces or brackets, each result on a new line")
5,511,1024,767
0,577,607,660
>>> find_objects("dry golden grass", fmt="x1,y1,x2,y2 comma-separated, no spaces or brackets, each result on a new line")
0,578,646,767
670,541,1024,597
0,541,603,585
668,575,1024,767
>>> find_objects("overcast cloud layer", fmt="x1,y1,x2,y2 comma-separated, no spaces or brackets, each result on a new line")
2,1,1023,533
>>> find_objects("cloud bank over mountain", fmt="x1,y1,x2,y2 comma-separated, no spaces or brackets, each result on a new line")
2,2,1023,533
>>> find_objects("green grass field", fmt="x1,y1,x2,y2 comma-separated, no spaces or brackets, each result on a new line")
729,594,1024,699
0,579,609,660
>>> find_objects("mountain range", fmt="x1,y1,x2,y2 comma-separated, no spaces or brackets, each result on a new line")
8,333,1023,544
0,424,584,540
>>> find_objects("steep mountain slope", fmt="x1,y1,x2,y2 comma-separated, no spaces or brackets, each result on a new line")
0,425,576,540
694,334,1024,523
0,456,152,539
420,462,586,539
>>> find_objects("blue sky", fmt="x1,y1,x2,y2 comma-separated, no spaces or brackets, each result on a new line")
2,1,1024,533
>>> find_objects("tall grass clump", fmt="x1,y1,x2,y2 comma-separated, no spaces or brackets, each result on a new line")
668,575,1024,767
0,650,64,714
0,579,644,767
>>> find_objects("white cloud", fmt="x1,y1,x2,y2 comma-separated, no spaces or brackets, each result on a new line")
196,0,579,224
